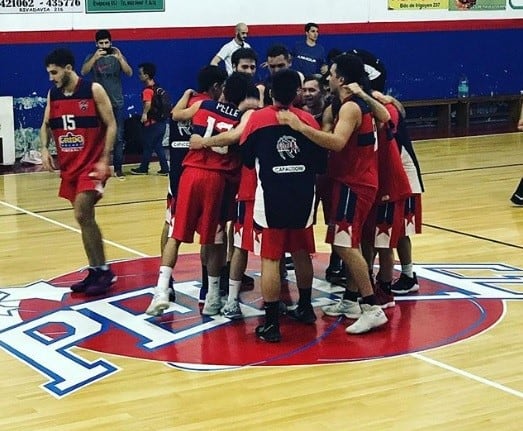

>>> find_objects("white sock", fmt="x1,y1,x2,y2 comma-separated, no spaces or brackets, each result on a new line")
208,276,220,297
157,266,173,291
401,263,414,278
228,279,241,302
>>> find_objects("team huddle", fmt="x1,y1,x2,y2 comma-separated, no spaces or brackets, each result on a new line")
40,31,424,343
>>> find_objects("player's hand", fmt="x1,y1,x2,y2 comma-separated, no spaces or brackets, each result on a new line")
371,90,393,104
40,148,56,172
277,110,302,131
343,82,363,97
189,134,205,150
88,160,111,181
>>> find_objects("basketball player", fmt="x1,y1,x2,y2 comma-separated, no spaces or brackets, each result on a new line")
277,54,390,334
146,73,253,317
40,48,117,296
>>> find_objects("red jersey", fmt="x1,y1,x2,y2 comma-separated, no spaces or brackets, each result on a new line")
183,100,242,172
327,97,378,195
48,79,106,181
376,103,412,203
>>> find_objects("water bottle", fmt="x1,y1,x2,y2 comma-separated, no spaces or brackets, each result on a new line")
458,75,469,98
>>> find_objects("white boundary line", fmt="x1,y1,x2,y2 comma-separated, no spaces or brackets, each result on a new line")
412,352,523,399
2,198,522,399
0,200,147,257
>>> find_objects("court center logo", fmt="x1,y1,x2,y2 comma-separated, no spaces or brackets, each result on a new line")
0,254,521,398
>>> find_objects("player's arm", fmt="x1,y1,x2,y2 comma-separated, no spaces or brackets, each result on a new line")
321,105,334,132
80,51,103,76
171,89,200,121
39,91,56,172
372,90,406,118
91,83,117,179
346,82,391,123
277,102,360,152
190,109,255,150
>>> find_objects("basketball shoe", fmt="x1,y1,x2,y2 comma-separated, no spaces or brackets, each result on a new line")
391,273,419,295
345,304,388,334
322,299,362,319
146,288,170,316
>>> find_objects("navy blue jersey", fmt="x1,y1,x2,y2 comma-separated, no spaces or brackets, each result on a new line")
240,105,327,229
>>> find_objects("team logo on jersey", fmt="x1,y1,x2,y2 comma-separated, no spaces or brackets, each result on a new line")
59,132,85,151
79,99,89,111
277,135,300,160
0,254,521,398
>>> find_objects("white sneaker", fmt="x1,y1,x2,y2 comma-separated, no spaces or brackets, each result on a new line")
222,299,243,319
202,293,222,316
145,288,170,316
322,299,362,319
345,304,388,334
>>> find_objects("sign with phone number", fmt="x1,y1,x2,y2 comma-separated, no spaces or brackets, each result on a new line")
0,0,83,13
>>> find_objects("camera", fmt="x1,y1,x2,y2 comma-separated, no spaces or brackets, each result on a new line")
103,47,115,55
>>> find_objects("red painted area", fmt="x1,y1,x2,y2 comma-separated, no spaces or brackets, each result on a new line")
1,19,522,44
18,254,504,367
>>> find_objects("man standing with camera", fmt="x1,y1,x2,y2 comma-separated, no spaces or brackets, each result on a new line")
81,29,133,179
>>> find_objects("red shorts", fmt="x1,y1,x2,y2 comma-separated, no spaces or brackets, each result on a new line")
253,224,315,260
362,200,405,249
171,167,230,244
233,200,254,252
325,181,375,249
59,170,105,204
402,193,422,236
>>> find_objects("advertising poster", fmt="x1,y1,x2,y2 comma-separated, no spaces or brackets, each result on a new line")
388,0,449,9
449,0,506,10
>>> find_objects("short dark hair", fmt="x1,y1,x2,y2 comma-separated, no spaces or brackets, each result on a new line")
266,44,291,60
223,72,252,106
303,75,323,89
95,29,111,42
197,65,228,92
271,69,301,105
138,62,156,79
232,47,258,67
332,54,365,85
305,22,319,32
45,48,75,68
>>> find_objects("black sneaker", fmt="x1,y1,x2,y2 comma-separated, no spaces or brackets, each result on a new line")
70,268,98,293
240,273,255,291
510,192,523,206
130,168,148,175
325,267,347,287
287,304,317,324
84,268,117,296
157,170,169,176
391,272,419,295
255,323,281,342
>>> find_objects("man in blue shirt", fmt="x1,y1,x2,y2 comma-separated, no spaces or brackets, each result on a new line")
292,23,326,77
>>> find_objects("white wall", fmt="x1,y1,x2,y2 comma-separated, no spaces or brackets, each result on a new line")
1,0,521,32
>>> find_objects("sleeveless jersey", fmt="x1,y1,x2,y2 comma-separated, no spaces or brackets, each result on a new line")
182,100,242,172
168,92,209,195
327,96,378,194
48,79,106,181
376,103,412,202
240,105,327,229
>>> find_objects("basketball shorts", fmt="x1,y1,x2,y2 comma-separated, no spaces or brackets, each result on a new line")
253,224,315,260
325,181,375,249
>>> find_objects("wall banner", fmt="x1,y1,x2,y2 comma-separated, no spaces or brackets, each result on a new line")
389,0,506,10
85,0,164,13
0,0,83,14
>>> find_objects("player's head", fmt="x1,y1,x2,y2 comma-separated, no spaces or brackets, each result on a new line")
197,65,228,100
138,62,156,83
329,53,364,95
232,48,258,76
266,44,292,75
223,72,254,106
348,48,387,93
271,69,302,106
302,75,324,108
44,48,75,88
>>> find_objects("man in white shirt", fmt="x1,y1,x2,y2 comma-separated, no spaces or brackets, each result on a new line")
210,23,250,75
